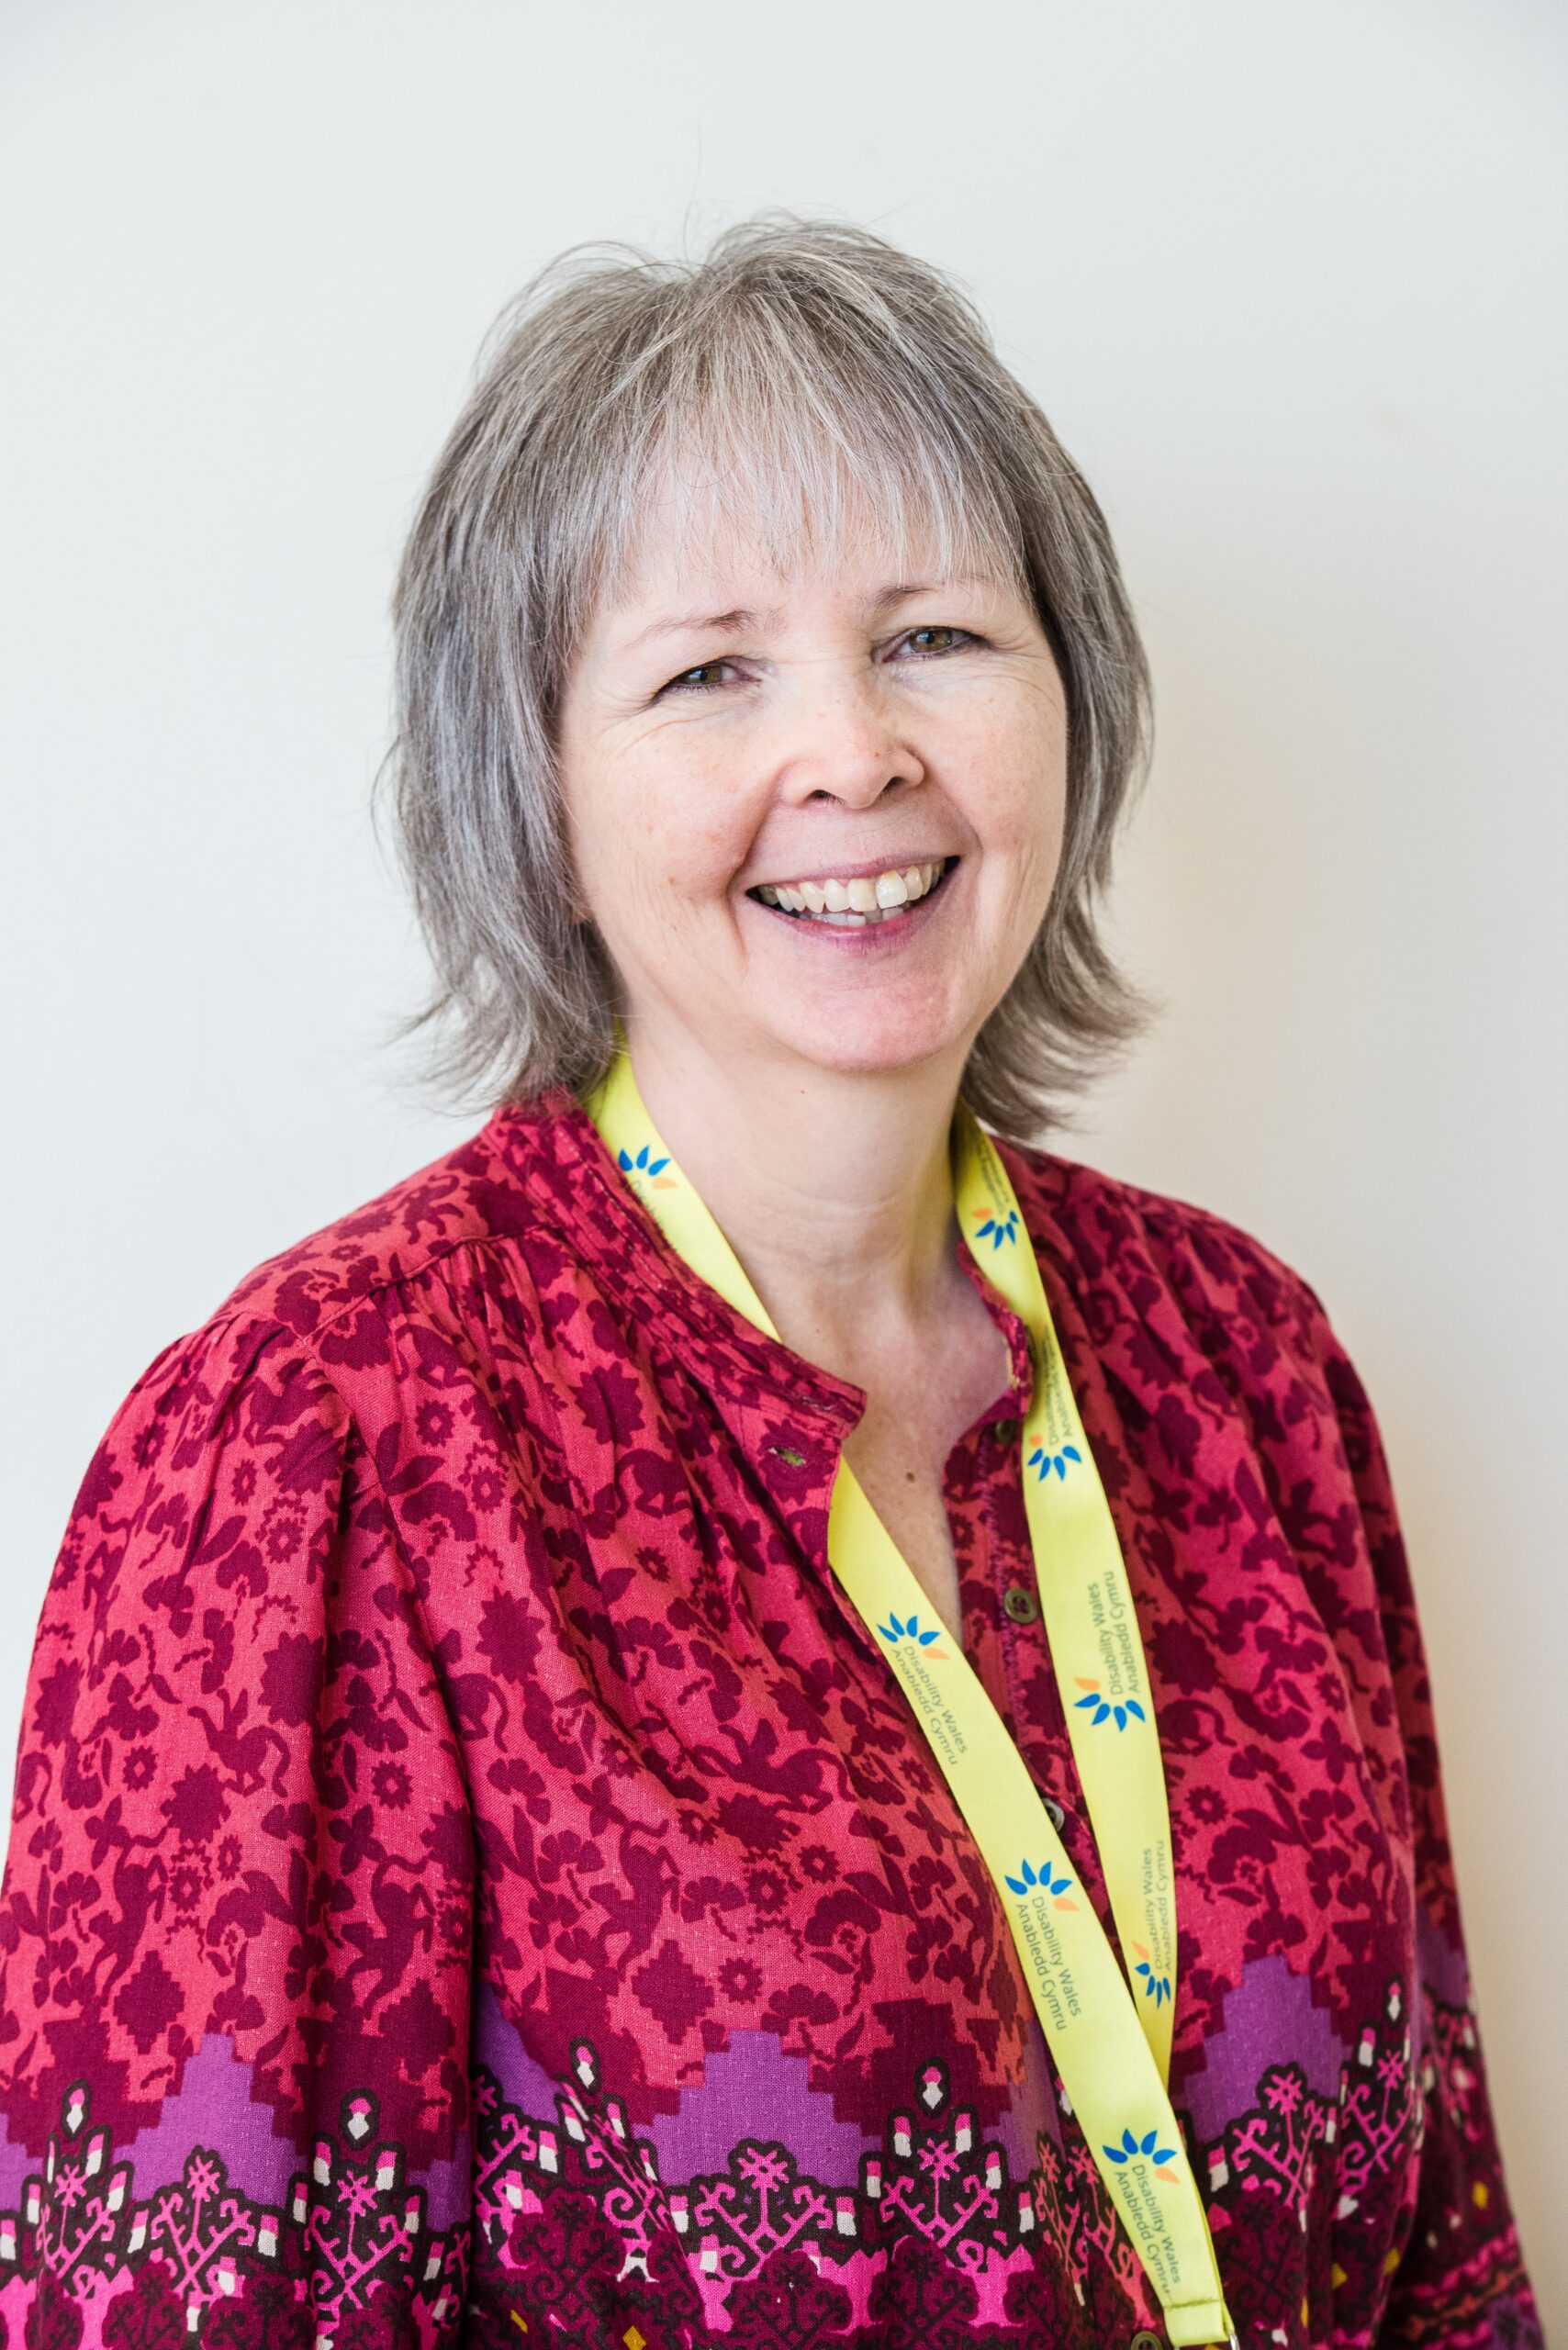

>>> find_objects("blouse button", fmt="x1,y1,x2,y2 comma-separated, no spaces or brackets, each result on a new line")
1129,2334,1164,2350
1002,1584,1040,1625
992,1417,1017,1445
1044,1796,1067,1832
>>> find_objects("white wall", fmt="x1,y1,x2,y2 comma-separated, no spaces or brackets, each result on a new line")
3,0,1562,2323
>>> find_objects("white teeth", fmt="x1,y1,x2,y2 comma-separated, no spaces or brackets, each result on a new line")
753,857,951,923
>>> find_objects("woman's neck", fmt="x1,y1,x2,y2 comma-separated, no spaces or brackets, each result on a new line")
621,1022,969,1374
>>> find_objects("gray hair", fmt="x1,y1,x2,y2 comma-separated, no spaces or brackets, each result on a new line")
375,212,1155,1141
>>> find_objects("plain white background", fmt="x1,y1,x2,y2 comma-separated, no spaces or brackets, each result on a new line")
3,0,1562,2324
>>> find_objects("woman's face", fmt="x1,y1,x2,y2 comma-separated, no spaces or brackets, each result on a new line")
554,485,1070,1087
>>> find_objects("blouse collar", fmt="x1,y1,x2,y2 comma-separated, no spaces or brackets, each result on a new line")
480,1086,1036,1438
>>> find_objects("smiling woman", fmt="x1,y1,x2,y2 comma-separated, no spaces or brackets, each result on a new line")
384,215,1148,1135
0,216,1540,2350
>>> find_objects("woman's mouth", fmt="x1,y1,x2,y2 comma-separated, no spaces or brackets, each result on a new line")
745,856,958,928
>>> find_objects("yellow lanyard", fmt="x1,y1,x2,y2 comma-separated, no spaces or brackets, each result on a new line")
584,1050,1234,2348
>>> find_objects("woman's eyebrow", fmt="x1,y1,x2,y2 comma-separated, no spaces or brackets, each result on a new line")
621,580,985,657
623,606,775,654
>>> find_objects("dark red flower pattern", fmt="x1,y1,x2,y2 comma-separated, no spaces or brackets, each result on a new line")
0,1088,1540,2347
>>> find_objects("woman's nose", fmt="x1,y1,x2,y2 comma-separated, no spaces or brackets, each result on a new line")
774,667,927,808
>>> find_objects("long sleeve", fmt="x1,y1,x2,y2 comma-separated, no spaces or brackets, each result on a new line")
1315,1322,1541,2347
0,1313,475,2350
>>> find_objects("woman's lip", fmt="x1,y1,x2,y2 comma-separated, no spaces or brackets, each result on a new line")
741,857,959,946
744,852,960,892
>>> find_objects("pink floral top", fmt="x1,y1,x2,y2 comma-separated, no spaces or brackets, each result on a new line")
0,1090,1540,2349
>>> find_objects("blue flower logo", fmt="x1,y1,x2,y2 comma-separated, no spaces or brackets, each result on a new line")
618,1144,675,1191
1132,1942,1171,2008
1028,1443,1081,1482
970,1207,1020,1250
1103,2127,1178,2180
1003,1857,1078,1910
1072,1677,1145,1732
876,1612,952,1662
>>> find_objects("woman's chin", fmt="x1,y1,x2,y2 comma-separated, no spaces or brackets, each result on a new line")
751,1004,978,1083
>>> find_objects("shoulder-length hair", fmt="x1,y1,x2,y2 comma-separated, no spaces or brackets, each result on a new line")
375,212,1154,1142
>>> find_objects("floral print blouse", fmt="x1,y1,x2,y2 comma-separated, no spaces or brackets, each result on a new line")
0,1089,1540,2350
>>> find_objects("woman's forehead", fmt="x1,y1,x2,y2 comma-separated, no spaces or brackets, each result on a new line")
616,513,939,612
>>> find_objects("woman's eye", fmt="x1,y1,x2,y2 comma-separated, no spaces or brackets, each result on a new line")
660,660,734,697
898,625,974,657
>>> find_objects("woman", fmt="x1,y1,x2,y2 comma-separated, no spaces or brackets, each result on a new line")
0,218,1539,2350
